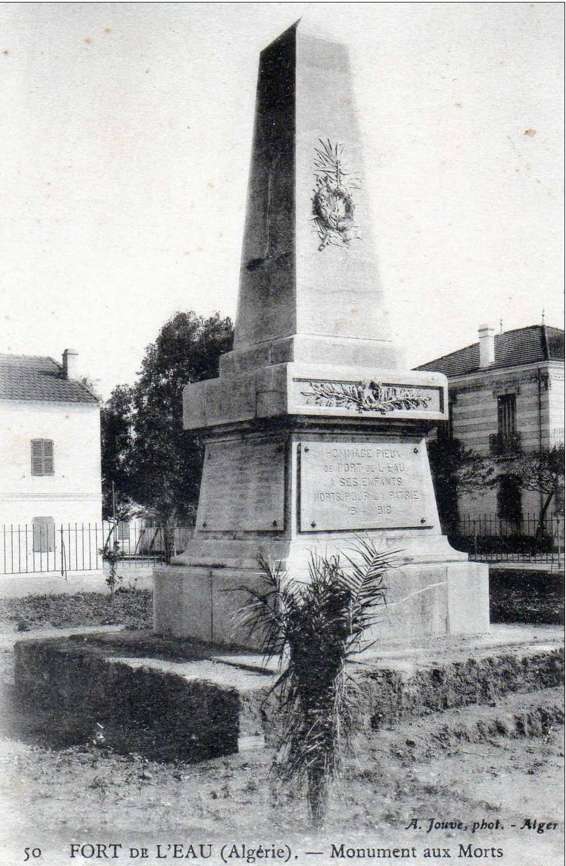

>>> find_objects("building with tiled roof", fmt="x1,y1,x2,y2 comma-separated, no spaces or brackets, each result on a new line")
0,354,99,404
417,324,564,380
0,350,102,564
416,324,564,525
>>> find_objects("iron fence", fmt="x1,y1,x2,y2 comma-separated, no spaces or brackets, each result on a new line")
1,514,563,576
448,513,564,566
0,522,193,576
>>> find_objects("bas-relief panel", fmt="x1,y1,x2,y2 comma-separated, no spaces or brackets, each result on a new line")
312,139,361,251
293,378,443,416
197,438,285,532
299,440,432,532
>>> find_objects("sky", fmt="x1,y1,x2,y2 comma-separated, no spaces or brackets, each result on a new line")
0,2,563,398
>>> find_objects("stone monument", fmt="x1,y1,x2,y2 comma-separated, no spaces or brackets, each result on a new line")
154,21,490,647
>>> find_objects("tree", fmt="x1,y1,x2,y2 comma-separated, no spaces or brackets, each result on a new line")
101,311,234,535
427,437,494,533
428,435,564,540
101,384,135,519
236,539,397,828
504,444,564,535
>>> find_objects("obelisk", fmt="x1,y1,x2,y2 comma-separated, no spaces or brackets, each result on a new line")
153,22,489,647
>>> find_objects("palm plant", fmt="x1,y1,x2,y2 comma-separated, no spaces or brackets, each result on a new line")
235,537,398,827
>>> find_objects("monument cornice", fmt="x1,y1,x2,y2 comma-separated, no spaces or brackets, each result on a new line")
449,370,550,395
195,415,436,442
184,362,448,431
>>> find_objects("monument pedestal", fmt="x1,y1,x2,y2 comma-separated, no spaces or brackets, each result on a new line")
153,22,490,649
154,561,489,649
154,365,489,648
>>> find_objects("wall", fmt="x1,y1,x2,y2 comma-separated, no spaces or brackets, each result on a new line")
548,363,564,447
0,400,102,527
447,362,563,523
448,363,559,457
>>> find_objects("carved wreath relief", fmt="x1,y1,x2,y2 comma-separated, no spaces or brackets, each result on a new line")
312,139,361,251
301,380,432,414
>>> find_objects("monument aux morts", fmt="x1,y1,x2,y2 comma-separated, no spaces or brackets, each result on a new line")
154,21,490,647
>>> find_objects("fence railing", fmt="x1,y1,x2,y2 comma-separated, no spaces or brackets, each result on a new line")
2,515,563,575
448,513,564,566
0,522,193,576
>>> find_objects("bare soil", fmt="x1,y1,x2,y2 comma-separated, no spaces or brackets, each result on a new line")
0,593,563,866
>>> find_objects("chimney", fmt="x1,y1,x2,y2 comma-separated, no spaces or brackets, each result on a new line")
62,348,80,380
478,324,495,368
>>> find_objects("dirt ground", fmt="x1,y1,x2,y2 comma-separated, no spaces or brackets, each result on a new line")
0,643,563,866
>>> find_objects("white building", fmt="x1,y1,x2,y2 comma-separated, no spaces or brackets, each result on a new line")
0,350,102,563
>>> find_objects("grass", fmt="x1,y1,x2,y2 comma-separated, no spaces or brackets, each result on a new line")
489,569,564,625
0,566,561,636
0,589,153,632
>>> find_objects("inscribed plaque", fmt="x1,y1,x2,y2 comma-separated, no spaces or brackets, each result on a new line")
299,440,431,531
198,438,285,531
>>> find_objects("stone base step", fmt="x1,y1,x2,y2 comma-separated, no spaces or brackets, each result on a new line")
13,625,564,762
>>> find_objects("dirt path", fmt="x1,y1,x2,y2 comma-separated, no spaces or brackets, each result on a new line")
0,624,563,866
0,702,563,866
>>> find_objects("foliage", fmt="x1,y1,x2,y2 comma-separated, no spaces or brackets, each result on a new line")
79,376,102,401
489,569,564,625
428,438,564,536
476,444,565,537
449,532,555,556
101,312,234,526
503,444,565,525
101,385,135,519
427,438,494,532
235,538,398,827
99,523,124,598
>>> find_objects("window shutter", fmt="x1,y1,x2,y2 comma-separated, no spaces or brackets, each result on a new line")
43,440,54,474
31,440,43,475
30,439,54,475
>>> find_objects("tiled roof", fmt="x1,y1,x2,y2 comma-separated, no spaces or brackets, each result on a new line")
0,355,98,404
415,325,564,378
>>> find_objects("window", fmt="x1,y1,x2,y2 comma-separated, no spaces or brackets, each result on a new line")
31,439,54,476
491,393,521,454
497,475,522,523
497,394,516,439
32,516,55,553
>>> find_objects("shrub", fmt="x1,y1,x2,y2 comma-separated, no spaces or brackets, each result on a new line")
235,537,398,827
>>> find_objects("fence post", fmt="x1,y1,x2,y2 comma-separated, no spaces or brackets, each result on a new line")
60,525,67,579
